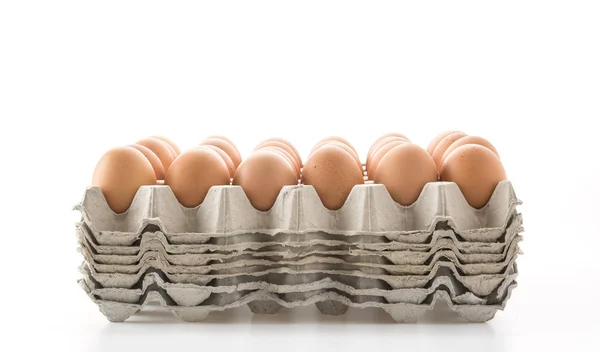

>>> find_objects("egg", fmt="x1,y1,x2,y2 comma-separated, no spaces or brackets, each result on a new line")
233,149,298,211
441,135,499,165
136,137,176,172
440,144,507,209
309,140,363,174
311,136,359,158
255,138,302,167
367,139,411,180
254,140,302,175
426,130,465,155
431,132,468,169
128,144,165,180
367,133,411,163
92,146,157,214
165,147,230,207
374,144,438,206
200,137,242,168
366,136,410,172
151,135,181,155
200,144,236,178
259,146,300,177
301,144,364,210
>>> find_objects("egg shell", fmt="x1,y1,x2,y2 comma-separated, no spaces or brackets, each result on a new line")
127,144,166,180
431,132,468,170
367,132,411,163
151,135,181,155
254,140,302,175
233,149,298,211
309,140,363,174
301,144,365,210
200,137,242,168
92,146,157,214
200,145,236,178
441,135,499,165
426,130,465,155
256,138,302,167
367,139,411,180
374,144,438,206
440,144,507,209
165,147,230,208
366,136,411,171
136,137,176,172
311,136,358,158
258,146,300,177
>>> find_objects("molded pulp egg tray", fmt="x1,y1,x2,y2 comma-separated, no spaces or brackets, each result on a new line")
75,180,523,323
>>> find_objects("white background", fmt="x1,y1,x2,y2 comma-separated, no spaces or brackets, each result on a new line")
1,1,599,351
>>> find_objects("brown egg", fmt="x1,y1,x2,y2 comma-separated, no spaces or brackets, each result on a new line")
367,133,411,164
200,137,242,168
431,132,468,170
301,144,365,210
128,144,166,180
309,140,363,174
254,140,302,175
441,135,499,165
374,144,438,206
259,147,300,177
151,135,181,155
233,149,298,211
136,137,176,172
311,136,359,158
255,138,302,167
366,136,411,172
200,145,236,178
165,147,230,207
367,139,411,180
440,144,507,209
92,146,157,214
426,130,465,155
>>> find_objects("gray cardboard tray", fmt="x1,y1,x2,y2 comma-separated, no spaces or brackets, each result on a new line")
79,275,518,323
75,181,520,246
80,263,517,306
80,260,517,297
76,211,523,256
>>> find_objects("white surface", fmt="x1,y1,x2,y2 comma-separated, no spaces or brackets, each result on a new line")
1,1,599,351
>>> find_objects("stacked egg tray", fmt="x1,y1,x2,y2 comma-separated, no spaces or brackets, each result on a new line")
76,180,523,323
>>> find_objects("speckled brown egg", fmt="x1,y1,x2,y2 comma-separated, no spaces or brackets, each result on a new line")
309,140,363,174
128,144,165,180
440,144,507,209
200,137,242,168
165,147,230,207
151,135,181,155
136,137,176,173
374,144,438,206
431,132,468,170
426,130,465,155
441,135,499,165
367,139,411,180
201,144,236,178
254,139,302,175
301,144,364,210
92,146,157,214
233,149,298,211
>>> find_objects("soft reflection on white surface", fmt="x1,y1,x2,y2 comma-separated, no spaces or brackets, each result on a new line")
88,303,505,352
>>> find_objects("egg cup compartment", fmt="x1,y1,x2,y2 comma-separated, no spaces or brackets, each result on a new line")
75,181,519,246
80,271,518,323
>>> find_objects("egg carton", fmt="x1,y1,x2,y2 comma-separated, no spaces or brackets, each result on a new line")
76,211,523,258
80,257,517,297
79,263,517,306
75,181,520,246
78,273,518,323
